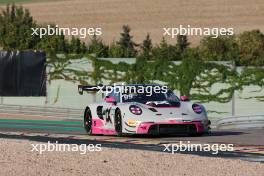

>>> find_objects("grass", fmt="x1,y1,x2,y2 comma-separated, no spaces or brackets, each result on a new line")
0,119,82,125
0,124,84,131
0,119,84,131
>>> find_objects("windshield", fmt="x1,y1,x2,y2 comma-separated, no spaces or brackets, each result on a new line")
122,90,180,106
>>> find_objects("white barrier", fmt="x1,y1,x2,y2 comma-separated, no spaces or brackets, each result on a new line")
216,115,264,129
0,104,83,120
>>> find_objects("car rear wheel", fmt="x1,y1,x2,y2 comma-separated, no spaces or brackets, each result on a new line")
84,107,93,135
114,109,123,136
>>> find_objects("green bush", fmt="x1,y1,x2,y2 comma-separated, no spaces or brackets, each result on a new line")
0,4,39,50
238,30,264,66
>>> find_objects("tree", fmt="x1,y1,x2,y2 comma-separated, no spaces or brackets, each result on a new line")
118,25,137,57
68,36,87,54
150,38,172,80
176,35,189,53
199,36,239,62
163,48,239,103
140,33,152,59
87,35,108,57
177,48,203,96
36,30,68,54
132,54,152,83
152,37,180,61
238,30,264,66
108,42,125,58
0,4,40,50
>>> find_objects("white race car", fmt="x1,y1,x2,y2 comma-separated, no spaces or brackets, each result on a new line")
78,84,210,136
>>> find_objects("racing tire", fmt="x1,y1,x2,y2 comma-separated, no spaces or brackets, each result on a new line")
84,107,93,135
114,109,123,136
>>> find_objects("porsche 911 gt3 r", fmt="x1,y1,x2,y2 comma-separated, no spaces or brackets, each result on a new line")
78,84,211,136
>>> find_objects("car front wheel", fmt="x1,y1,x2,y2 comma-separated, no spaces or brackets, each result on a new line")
114,109,123,136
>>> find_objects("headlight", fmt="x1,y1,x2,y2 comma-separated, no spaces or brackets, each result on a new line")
192,104,203,114
129,105,142,115
127,120,141,126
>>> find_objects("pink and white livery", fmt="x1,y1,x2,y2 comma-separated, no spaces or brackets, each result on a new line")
78,84,211,136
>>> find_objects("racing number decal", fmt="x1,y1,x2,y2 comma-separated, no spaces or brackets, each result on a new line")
101,107,112,124
105,107,112,123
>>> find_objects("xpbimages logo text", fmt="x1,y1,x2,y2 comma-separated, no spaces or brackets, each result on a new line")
80,83,168,97
163,25,234,38
31,141,102,154
31,25,102,39
163,141,234,155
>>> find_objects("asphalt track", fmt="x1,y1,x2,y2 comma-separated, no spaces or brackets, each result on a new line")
0,118,263,162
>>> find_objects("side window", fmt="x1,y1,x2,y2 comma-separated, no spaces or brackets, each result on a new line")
106,91,115,98
106,91,120,103
113,92,120,103
166,90,180,102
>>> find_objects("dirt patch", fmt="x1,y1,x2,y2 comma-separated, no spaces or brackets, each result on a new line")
0,138,263,176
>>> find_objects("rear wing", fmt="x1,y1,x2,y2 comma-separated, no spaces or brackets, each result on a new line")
78,85,111,95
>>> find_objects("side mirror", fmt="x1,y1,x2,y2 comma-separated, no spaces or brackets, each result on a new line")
180,95,189,101
105,97,116,104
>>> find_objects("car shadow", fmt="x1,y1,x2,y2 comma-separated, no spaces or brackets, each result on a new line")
120,130,245,138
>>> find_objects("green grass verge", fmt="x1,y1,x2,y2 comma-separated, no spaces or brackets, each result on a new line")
0,119,84,131
0,124,84,131
0,119,82,125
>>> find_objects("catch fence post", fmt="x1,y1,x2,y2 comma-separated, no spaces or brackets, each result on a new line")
232,61,236,116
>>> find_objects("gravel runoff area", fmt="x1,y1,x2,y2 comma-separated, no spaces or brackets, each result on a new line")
0,139,263,176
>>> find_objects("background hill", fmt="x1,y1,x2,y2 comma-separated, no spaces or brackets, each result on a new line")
1,0,263,45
